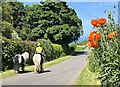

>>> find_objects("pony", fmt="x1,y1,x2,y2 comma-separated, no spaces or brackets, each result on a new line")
13,52,29,73
32,54,44,73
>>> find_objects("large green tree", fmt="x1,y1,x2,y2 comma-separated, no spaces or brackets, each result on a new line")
26,0,83,45
1,2,13,39
8,2,30,40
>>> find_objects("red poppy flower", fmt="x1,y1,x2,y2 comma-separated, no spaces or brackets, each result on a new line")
91,20,99,27
107,32,118,39
98,18,106,25
88,31,101,41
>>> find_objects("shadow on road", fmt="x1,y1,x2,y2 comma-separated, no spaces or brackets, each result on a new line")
39,70,51,74
74,51,88,56
18,71,32,74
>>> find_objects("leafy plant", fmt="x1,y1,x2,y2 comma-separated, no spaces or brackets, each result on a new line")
88,11,120,86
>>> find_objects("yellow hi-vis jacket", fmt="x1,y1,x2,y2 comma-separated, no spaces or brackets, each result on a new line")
36,47,43,53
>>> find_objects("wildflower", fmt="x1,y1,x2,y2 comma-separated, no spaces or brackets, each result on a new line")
107,32,118,39
98,18,106,25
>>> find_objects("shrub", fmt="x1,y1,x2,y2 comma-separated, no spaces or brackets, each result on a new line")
52,44,66,59
1,37,36,71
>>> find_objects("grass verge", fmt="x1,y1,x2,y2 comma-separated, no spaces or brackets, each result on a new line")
0,56,71,78
75,45,87,52
75,61,101,85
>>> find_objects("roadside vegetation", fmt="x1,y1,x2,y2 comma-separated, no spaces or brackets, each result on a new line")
75,11,120,86
70,40,88,52
75,61,101,85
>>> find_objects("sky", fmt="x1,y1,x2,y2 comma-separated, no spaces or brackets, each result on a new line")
18,0,119,42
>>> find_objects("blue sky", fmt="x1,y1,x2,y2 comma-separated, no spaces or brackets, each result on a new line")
19,0,119,42
67,2,118,37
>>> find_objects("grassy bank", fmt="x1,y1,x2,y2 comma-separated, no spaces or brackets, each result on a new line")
75,61,101,85
75,45,87,52
0,56,71,78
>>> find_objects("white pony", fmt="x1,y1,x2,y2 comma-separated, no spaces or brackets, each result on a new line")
33,54,44,73
13,52,29,73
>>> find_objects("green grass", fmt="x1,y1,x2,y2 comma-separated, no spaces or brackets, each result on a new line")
75,61,101,85
0,56,71,79
75,45,87,52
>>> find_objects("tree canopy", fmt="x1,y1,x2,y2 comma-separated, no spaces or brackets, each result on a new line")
26,1,83,45
1,0,83,45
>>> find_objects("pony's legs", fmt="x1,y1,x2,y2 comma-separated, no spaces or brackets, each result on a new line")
34,63,39,73
40,57,44,72
14,64,20,73
40,64,44,72
21,63,25,72
34,65,37,73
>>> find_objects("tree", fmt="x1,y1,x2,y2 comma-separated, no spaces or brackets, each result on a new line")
26,0,83,46
1,2,13,23
8,2,25,29
1,21,13,39
1,2,13,39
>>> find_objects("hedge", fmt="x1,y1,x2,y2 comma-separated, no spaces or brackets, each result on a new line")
1,37,66,71
52,44,66,59
2,37,37,71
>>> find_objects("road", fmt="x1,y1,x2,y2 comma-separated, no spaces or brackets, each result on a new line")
2,51,87,85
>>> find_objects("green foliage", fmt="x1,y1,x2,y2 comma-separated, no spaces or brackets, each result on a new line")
70,40,88,48
26,1,83,44
1,37,37,71
88,12,120,86
1,2,13,23
11,30,20,40
1,21,13,39
78,40,88,46
52,44,66,58
8,2,25,29
88,49,101,72
75,61,101,85
1,1,81,71
7,2,30,40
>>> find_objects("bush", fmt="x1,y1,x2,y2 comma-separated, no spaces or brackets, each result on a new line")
52,44,66,59
2,37,36,71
